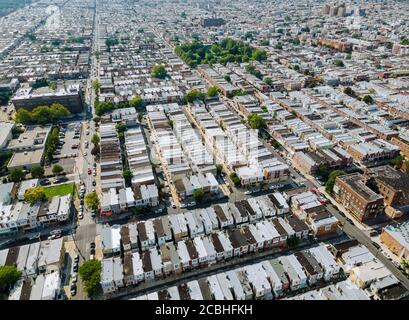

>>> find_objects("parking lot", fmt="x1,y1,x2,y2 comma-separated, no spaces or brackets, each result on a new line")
52,122,82,174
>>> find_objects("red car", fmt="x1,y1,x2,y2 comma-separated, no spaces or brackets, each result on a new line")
88,168,92,175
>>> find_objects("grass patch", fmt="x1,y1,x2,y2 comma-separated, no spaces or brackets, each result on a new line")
43,183,74,199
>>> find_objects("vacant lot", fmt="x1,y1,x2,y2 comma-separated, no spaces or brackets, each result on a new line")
43,183,74,199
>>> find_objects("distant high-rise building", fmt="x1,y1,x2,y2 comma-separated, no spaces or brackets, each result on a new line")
329,6,339,16
200,18,225,28
337,6,346,17
322,4,330,15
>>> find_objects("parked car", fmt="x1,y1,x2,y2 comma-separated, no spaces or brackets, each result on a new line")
74,255,79,263
90,242,95,249
70,284,77,296
39,179,51,186
372,241,381,250
71,274,78,283
53,177,68,184
87,168,92,175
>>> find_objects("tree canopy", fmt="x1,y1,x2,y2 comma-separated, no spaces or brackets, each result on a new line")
91,133,100,146
24,187,46,205
15,104,70,125
247,113,266,129
30,165,45,179
0,266,22,293
184,89,207,103
207,86,219,97
229,172,241,187
128,96,143,109
325,170,346,194
362,95,374,105
175,38,267,68
85,192,100,211
78,260,102,298
52,164,64,176
151,64,168,79
8,168,25,182
193,188,204,203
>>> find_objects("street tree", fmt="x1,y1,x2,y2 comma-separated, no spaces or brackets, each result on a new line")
85,192,100,211
91,133,100,145
8,168,25,182
78,260,102,298
30,165,45,179
325,170,346,194
52,164,64,176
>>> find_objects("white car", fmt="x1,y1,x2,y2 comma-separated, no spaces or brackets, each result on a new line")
78,212,84,220
83,152,87,156
180,203,187,208
244,190,252,195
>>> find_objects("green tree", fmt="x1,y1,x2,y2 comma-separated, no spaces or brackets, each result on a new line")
224,75,231,82
52,164,64,176
252,49,267,61
129,96,143,109
317,163,330,181
247,113,266,129
24,187,46,205
185,89,206,103
91,133,100,145
362,95,374,104
92,80,101,95
400,37,409,45
15,109,33,124
390,155,405,169
229,172,241,187
123,169,133,186
333,59,345,67
85,192,100,211
264,77,272,86
193,188,204,203
286,235,300,248
30,165,45,179
401,259,409,276
8,168,25,182
325,170,346,194
78,260,102,298
45,127,59,162
151,64,168,79
115,122,127,133
216,164,223,176
0,266,22,293
48,81,57,90
344,87,354,96
207,86,219,97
